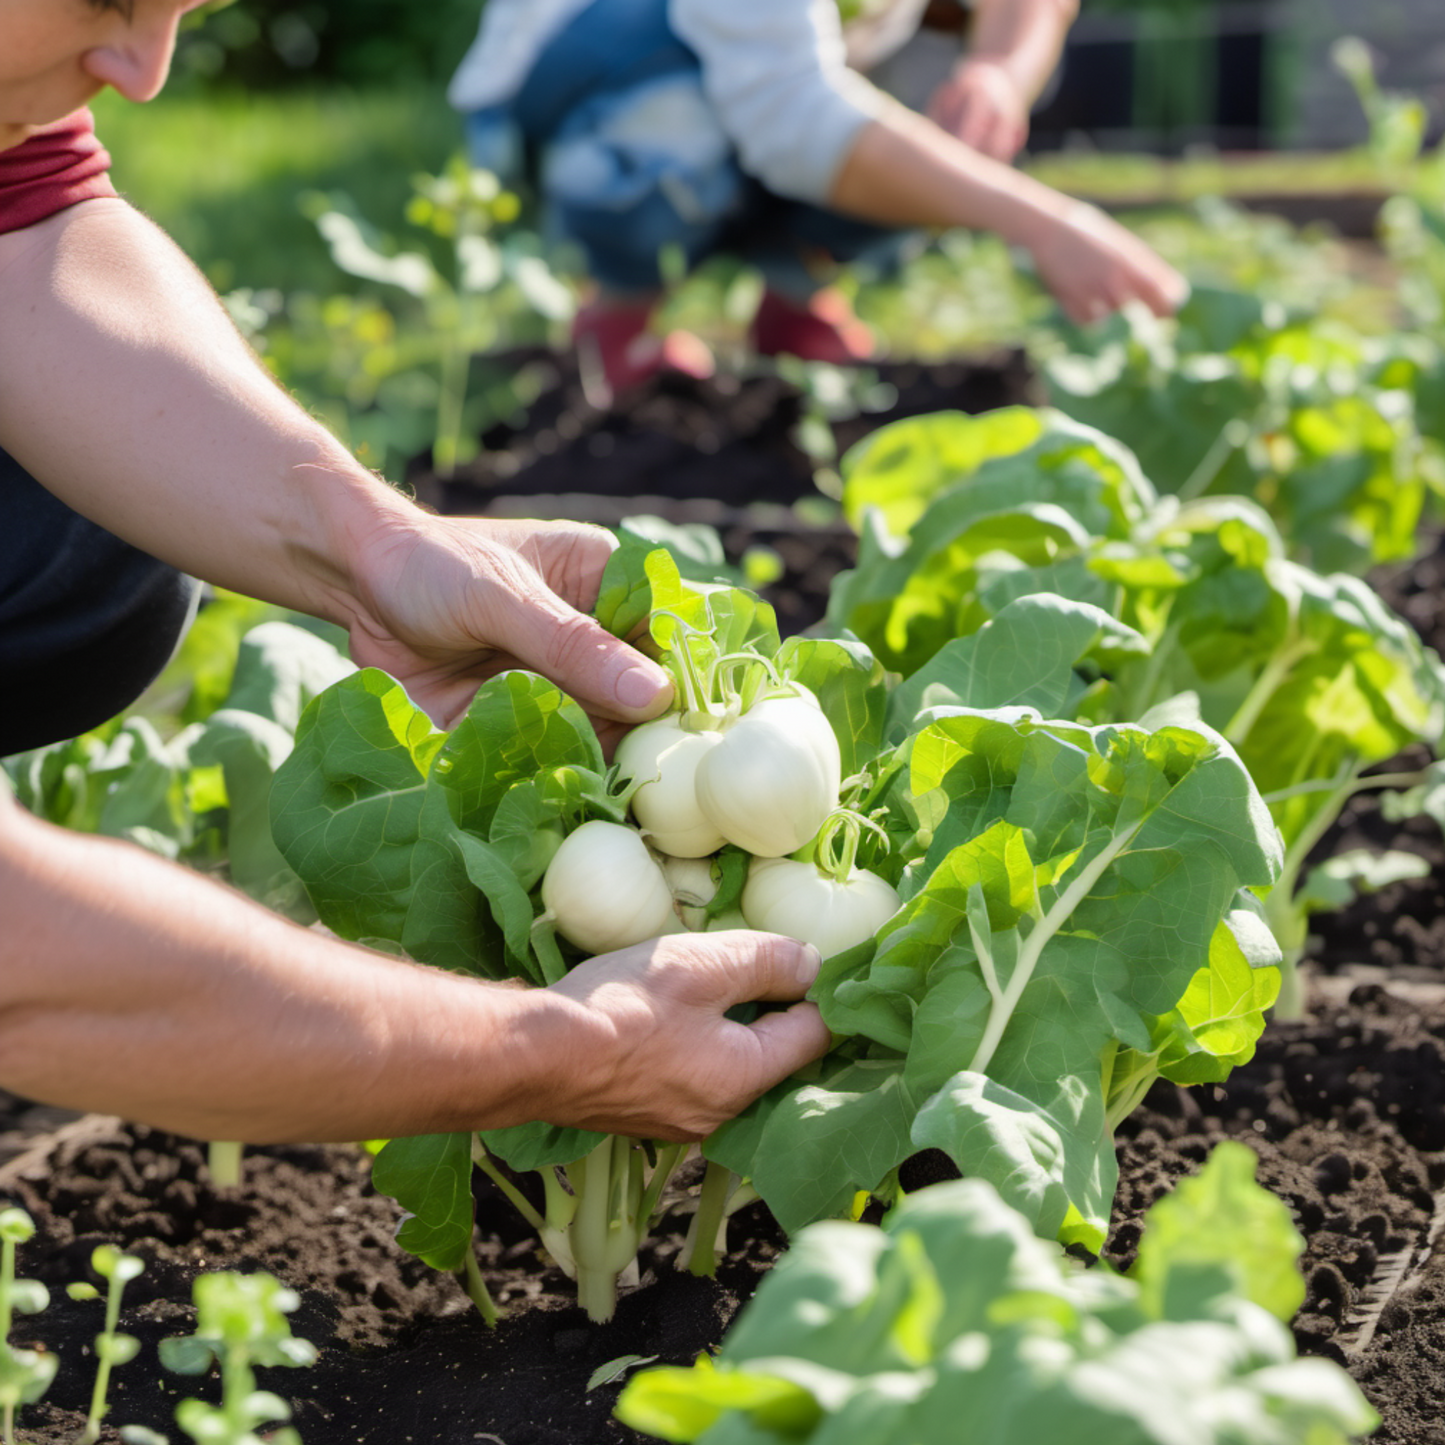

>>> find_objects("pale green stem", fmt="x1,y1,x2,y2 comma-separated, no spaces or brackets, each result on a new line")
1175,416,1252,503
434,323,469,478
637,1144,686,1227
1222,638,1318,746
207,1141,243,1190
571,1138,626,1323
471,1143,549,1235
969,820,1139,1077
724,1183,760,1215
1262,769,1426,805
684,1161,734,1278
81,1267,131,1442
1105,1063,1162,1134
1,1235,14,1340
221,1343,253,1429
1,1235,11,1445
650,612,714,721
1124,614,1178,719
1264,765,1359,1021
461,1248,500,1327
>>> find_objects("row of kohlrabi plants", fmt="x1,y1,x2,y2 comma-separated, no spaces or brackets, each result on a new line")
269,526,1285,1323
830,405,1445,1014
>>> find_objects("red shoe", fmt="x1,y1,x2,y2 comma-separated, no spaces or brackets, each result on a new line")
751,287,875,364
572,297,714,403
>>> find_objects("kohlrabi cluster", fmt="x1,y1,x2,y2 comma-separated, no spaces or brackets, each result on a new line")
543,587,899,969
271,527,1283,1324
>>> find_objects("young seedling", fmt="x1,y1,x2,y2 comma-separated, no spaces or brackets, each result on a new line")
153,1272,317,1445
66,1244,145,1445
0,1206,56,1445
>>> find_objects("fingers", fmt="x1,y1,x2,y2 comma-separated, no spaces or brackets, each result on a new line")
476,537,674,724
649,930,822,1007
1044,210,1189,325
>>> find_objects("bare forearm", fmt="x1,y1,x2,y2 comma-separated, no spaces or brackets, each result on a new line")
970,0,1078,102
0,199,418,629
829,106,1070,236
0,803,571,1143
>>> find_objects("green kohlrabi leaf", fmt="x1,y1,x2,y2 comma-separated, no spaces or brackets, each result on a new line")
1154,905,1282,1086
220,621,353,734
269,670,489,969
1131,1140,1306,1325
193,709,314,919
595,529,687,645
831,410,1155,674
273,669,612,978
370,1132,476,1273
839,405,1046,535
428,671,603,840
478,1121,609,1174
882,593,1150,742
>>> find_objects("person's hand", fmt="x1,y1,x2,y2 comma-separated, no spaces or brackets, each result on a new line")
1028,202,1189,324
929,59,1031,162
344,512,673,752
540,931,832,1141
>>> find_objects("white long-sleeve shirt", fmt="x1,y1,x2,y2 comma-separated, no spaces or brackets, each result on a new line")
447,0,927,204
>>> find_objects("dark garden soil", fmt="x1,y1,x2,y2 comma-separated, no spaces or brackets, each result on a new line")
408,348,1039,637
9,978,1445,1445
11,358,1445,1442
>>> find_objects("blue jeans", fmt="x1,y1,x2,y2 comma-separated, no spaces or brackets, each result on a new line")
464,0,912,296
0,446,199,755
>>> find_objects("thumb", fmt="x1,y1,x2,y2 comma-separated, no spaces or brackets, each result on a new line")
485,568,674,723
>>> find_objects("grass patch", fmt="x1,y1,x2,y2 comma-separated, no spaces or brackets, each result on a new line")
91,85,462,294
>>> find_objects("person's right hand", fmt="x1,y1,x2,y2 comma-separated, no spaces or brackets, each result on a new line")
541,931,832,1141
1028,201,1189,324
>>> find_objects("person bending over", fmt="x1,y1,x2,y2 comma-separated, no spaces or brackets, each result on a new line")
450,0,1186,394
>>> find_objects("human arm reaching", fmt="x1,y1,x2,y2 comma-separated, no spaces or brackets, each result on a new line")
0,198,672,745
829,102,1187,323
929,0,1079,162
0,790,830,1144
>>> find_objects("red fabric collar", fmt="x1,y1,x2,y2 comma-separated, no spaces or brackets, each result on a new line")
0,109,116,236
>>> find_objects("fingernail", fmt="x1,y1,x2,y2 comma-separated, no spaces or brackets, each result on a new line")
615,663,670,712
799,943,823,982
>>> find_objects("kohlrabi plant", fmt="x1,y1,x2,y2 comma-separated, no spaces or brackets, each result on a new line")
831,407,1445,1015
302,156,574,477
615,1143,1378,1445
271,534,891,1322
0,1213,147,1445
273,529,1283,1320
1039,288,1439,574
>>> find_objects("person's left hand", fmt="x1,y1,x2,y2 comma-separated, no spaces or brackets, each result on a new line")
929,58,1031,162
344,514,673,753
